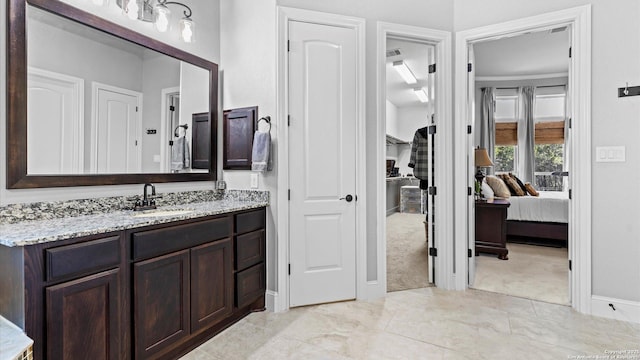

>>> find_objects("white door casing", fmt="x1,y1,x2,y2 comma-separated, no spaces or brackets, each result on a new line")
27,68,84,174
454,5,592,314
288,20,357,307
91,83,142,174
276,7,366,312
160,87,181,172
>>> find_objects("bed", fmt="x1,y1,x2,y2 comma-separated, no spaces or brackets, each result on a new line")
505,191,569,245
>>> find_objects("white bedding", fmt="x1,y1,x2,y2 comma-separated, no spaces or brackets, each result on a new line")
505,191,569,223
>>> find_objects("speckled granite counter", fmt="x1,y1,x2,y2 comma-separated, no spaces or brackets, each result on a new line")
0,190,269,247
0,315,32,360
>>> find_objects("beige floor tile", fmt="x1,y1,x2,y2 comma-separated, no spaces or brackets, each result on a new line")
247,336,352,360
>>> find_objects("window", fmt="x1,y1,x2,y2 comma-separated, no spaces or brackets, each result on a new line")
534,90,566,191
494,145,516,173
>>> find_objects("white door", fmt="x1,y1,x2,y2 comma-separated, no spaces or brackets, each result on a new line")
467,44,477,286
288,20,358,307
93,85,141,173
27,68,84,174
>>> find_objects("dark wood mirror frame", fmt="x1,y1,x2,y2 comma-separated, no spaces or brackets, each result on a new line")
6,0,218,189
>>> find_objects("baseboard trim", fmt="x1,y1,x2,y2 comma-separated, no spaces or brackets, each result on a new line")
362,280,386,301
265,290,279,312
591,295,640,324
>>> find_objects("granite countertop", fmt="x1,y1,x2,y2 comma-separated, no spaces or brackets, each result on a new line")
0,198,268,247
0,315,33,360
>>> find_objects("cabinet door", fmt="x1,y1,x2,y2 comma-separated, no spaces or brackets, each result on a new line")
191,112,211,169
133,250,190,359
46,268,120,360
223,106,257,170
190,238,233,333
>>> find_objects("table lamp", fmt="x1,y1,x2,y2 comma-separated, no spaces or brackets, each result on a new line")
474,147,494,184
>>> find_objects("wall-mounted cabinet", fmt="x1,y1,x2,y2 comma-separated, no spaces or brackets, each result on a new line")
223,106,258,170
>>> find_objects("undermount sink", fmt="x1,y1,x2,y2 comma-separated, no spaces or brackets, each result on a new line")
131,209,194,218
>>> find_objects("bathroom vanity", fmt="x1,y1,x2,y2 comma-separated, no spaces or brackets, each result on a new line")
0,195,267,360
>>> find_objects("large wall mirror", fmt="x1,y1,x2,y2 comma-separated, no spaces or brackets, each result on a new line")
7,0,218,188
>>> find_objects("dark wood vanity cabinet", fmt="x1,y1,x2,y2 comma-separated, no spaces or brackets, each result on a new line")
0,207,267,360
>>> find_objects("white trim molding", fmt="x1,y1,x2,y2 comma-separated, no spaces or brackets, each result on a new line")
475,72,569,82
454,5,592,314
592,296,640,324
276,6,366,312
376,22,453,291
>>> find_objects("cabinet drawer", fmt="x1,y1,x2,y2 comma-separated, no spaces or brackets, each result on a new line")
235,263,265,308
132,216,231,261
235,230,265,271
46,235,120,282
235,209,265,235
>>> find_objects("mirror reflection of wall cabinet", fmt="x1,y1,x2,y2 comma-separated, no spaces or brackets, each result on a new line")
223,106,258,170
7,0,219,188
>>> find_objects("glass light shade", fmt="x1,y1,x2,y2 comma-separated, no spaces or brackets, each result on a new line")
154,4,172,33
180,18,195,43
124,0,140,20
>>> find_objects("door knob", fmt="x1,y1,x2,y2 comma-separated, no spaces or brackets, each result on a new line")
340,194,354,202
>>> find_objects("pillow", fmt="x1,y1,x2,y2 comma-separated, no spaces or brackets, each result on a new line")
509,173,528,195
500,173,526,196
524,182,540,197
480,179,494,199
485,175,510,198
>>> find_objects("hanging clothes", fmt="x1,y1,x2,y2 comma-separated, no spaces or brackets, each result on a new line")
408,127,429,182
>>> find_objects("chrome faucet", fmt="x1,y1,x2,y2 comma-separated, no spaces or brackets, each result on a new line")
133,183,160,211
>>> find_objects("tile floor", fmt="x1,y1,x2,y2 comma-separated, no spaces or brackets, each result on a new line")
180,288,639,360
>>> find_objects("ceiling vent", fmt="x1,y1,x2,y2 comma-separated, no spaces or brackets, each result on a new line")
386,48,402,58
550,26,568,33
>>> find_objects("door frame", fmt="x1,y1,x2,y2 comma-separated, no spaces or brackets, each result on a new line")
90,82,143,173
376,22,454,291
453,5,592,314
275,6,366,312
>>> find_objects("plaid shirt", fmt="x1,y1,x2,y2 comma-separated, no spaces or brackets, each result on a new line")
408,128,429,180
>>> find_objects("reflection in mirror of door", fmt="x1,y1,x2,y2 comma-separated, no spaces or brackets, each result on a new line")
26,5,210,175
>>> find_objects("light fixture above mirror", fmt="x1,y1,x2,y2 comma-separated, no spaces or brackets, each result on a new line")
112,0,195,43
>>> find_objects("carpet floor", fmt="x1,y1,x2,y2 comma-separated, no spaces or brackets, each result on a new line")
473,243,569,305
386,212,430,292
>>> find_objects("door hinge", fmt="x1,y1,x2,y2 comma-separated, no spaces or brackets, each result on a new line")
136,106,139,112
569,46,572,58
429,247,437,257
288,263,291,275
467,63,472,72
468,187,472,196
569,189,572,200
468,249,473,258
428,64,436,74
288,189,291,200
568,118,572,129
287,40,290,52
431,114,435,124
135,140,138,146
467,125,472,134
428,125,436,135
288,115,290,126
428,187,437,196
169,105,175,111
569,260,572,271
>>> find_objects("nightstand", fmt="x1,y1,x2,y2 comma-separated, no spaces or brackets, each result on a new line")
475,199,510,260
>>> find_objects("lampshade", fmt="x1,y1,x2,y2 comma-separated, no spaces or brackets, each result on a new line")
180,17,195,43
392,60,417,85
154,2,172,32
474,148,494,167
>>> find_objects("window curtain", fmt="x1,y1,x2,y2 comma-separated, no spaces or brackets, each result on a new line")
480,87,495,174
517,86,535,183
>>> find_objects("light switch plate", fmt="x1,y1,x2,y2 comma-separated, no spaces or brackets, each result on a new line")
595,146,626,162
250,173,259,188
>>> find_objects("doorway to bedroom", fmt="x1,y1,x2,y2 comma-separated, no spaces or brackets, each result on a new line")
468,27,571,305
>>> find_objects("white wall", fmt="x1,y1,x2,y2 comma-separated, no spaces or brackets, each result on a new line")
396,105,430,176
141,53,180,173
385,99,399,138
455,0,640,303
0,0,220,205
219,0,278,292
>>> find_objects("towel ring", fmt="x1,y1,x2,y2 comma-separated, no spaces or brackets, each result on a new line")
174,124,188,138
257,116,271,133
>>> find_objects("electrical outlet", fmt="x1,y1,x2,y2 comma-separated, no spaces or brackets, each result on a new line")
250,173,259,189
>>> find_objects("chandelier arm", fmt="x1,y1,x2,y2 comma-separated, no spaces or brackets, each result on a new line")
160,1,193,18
